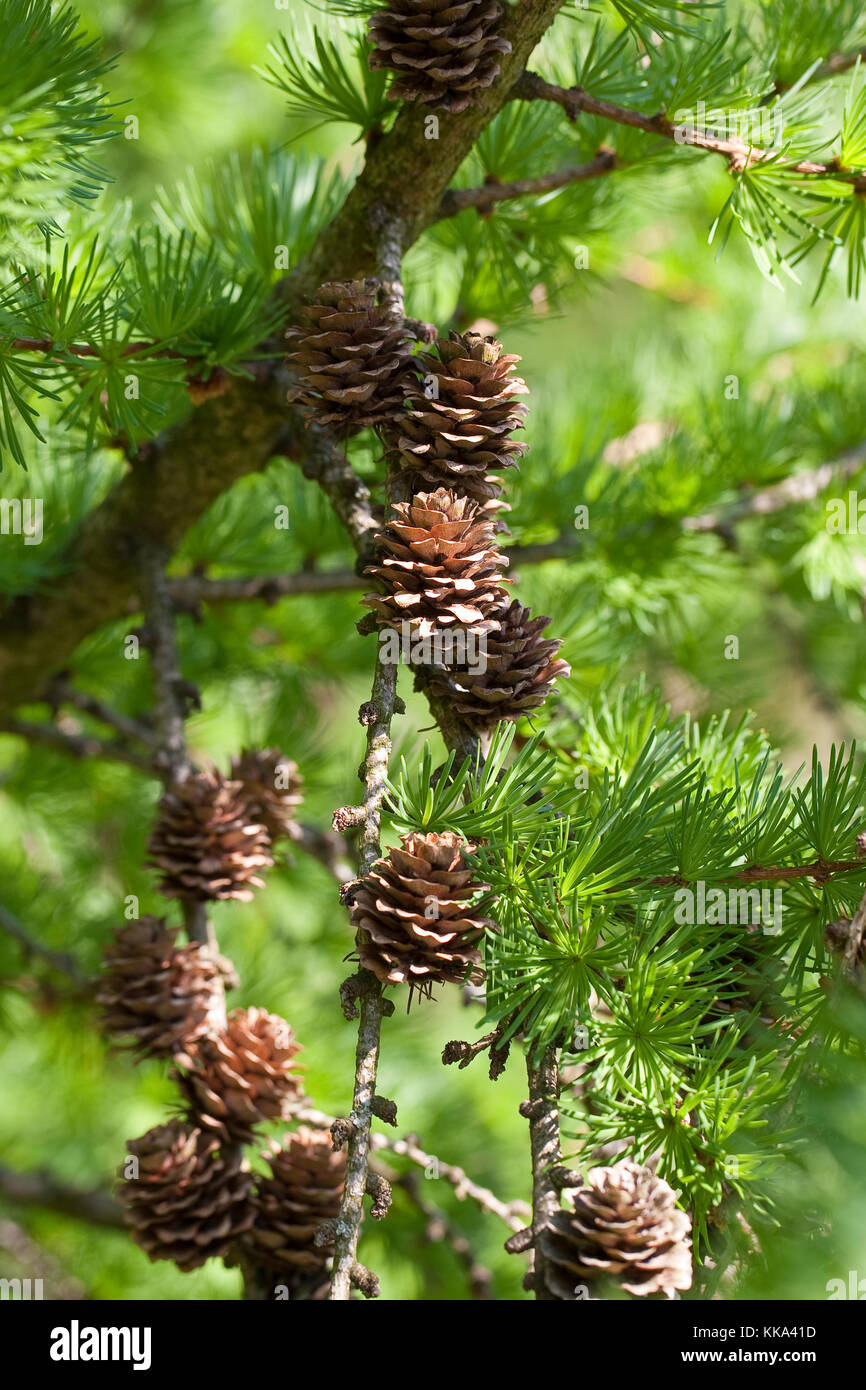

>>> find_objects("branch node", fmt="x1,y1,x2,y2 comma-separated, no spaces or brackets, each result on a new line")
504,1227,535,1255
332,804,366,833
358,700,378,726
314,1218,338,1248
371,1094,398,1126
331,1116,357,1152
349,1261,380,1299
366,1172,392,1220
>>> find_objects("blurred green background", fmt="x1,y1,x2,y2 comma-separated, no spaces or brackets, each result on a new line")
2,0,866,1300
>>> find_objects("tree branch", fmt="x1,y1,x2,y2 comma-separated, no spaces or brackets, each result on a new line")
0,1165,122,1229
520,1044,561,1300
372,1131,531,1232
170,568,363,607
437,151,617,219
0,902,88,987
329,640,400,1300
512,71,866,188
1,717,155,772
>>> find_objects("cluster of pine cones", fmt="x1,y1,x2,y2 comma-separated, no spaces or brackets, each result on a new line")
97,752,346,1293
286,294,570,727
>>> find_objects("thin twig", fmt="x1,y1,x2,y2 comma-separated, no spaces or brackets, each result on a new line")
293,1102,529,1232
0,1165,122,1228
521,1044,562,1300
1,717,155,773
170,569,362,607
371,1133,531,1233
137,543,191,789
47,678,158,747
437,151,618,218
286,823,356,886
389,1168,495,1299
512,71,866,189
0,902,87,986
329,604,401,1301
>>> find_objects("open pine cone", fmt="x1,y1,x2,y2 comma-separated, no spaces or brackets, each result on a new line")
177,1007,304,1145
285,278,414,436
427,599,569,725
368,1,512,114
384,331,528,503
245,1127,346,1299
230,748,304,844
538,1160,693,1299
96,917,223,1062
349,831,492,998
363,488,509,643
147,769,273,902
120,1121,253,1272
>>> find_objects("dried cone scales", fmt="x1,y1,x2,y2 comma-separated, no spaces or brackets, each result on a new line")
120,1121,253,1272
363,488,509,641
177,1007,304,1145
385,331,528,504
230,747,304,844
368,1,511,113
427,598,570,725
97,916,223,1061
147,768,273,902
539,1160,693,1299
285,278,414,436
245,1127,346,1298
350,831,491,997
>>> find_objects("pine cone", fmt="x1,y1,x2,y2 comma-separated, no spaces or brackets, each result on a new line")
368,1,511,114
363,488,509,646
147,769,273,902
120,1121,253,1272
384,331,528,504
427,599,569,726
230,748,304,844
245,1127,346,1298
539,1160,692,1299
177,1008,304,1145
285,279,414,436
96,917,223,1062
350,831,492,998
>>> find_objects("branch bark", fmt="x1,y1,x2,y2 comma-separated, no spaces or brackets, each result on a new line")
513,71,866,188
329,646,400,1300
521,1044,561,1300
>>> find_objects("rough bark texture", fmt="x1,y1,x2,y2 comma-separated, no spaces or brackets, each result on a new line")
523,1045,562,1300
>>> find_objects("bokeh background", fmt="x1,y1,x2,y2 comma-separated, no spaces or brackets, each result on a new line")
2,0,866,1299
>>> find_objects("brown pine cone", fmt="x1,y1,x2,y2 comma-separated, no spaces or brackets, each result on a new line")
120,1121,253,1272
427,599,569,726
147,769,273,902
285,278,414,436
538,1160,693,1299
230,748,304,844
350,831,492,999
177,1007,304,1145
245,1127,346,1299
384,331,528,504
96,916,223,1062
368,1,511,114
363,488,509,645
